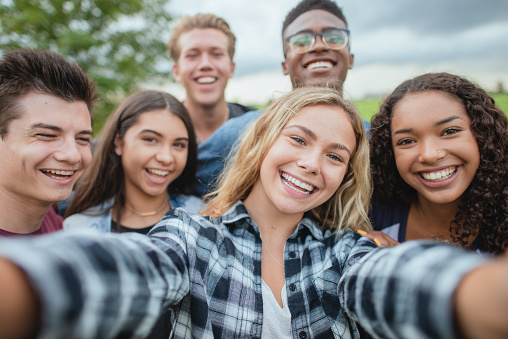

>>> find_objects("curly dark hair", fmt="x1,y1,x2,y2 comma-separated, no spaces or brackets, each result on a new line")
370,72,508,254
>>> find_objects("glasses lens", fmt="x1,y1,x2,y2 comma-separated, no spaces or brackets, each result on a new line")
323,29,348,49
289,33,314,53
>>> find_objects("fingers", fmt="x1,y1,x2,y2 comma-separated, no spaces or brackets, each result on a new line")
356,230,400,248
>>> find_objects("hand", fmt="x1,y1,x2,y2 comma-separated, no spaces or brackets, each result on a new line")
356,230,400,248
0,258,40,339
455,253,508,339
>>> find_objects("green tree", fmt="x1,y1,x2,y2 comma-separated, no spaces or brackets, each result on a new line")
0,0,173,132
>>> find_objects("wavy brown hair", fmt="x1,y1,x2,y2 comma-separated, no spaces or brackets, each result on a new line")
65,90,197,220
370,72,508,253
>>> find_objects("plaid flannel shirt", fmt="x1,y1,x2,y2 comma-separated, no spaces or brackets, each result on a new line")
0,201,486,338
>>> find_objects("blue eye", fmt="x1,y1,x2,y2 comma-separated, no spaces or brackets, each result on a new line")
291,136,305,145
328,153,344,163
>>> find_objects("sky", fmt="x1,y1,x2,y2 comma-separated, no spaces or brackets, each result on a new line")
162,0,508,104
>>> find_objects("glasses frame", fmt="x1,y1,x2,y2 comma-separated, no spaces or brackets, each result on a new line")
285,28,351,54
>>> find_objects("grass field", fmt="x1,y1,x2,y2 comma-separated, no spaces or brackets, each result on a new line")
353,92,508,122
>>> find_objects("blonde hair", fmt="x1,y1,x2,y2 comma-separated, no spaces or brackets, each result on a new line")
167,13,236,62
203,86,372,231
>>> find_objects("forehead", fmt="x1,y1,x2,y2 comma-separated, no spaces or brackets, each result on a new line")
284,9,347,38
178,28,230,51
127,109,188,135
391,90,469,127
286,104,356,150
17,92,91,128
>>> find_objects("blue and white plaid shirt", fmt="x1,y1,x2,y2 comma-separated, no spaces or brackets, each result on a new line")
0,201,486,338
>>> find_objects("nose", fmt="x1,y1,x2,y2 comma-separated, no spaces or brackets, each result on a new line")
53,138,82,165
296,149,321,174
418,139,445,164
198,53,212,70
311,34,328,52
155,145,175,166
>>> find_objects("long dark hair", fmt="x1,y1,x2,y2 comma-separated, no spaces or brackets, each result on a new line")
65,90,197,220
370,72,508,253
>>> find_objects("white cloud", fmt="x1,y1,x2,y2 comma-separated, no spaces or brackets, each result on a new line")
163,0,508,103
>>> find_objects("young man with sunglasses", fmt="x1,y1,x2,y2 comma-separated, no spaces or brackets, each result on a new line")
194,0,364,196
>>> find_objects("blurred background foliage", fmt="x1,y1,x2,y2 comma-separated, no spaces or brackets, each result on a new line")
0,0,173,133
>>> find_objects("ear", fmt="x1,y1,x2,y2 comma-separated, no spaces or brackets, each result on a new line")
172,63,181,82
348,53,354,69
114,133,123,156
229,61,236,78
282,59,289,75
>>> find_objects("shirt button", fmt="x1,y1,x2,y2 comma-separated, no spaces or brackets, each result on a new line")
289,251,296,258
289,283,296,292
299,331,307,338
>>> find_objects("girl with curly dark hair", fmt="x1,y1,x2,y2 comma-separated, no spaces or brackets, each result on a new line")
365,72,508,254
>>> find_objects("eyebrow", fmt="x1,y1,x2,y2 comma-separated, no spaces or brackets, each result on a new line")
287,124,351,155
393,115,462,135
290,27,340,35
30,123,92,136
140,129,162,137
139,129,189,141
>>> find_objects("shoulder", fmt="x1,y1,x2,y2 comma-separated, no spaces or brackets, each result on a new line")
369,198,409,240
64,200,113,233
40,208,63,233
150,207,223,246
221,109,262,131
170,194,203,214
227,102,255,118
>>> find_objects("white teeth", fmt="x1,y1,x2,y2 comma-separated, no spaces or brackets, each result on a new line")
42,169,73,179
197,77,216,84
148,169,169,176
421,167,456,182
281,172,314,194
42,169,73,176
307,61,332,70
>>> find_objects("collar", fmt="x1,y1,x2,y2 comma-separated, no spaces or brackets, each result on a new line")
220,201,325,241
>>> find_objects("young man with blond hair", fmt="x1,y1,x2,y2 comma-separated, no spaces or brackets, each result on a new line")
168,14,251,144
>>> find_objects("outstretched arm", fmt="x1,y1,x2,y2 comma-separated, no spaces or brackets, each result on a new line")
0,258,40,339
340,240,490,338
0,226,190,339
455,254,508,339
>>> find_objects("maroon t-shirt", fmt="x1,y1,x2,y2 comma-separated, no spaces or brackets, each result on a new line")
0,208,63,237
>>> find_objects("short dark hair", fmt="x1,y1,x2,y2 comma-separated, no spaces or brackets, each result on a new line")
282,0,348,35
0,48,96,137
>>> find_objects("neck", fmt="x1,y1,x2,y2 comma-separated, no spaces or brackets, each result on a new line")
243,183,302,241
123,191,169,215
415,198,459,232
184,99,229,142
0,192,49,233
118,190,170,229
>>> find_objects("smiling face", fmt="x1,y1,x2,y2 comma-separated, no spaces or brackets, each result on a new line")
247,104,356,219
0,93,92,206
172,28,235,109
282,9,354,89
391,90,480,206
114,109,189,201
